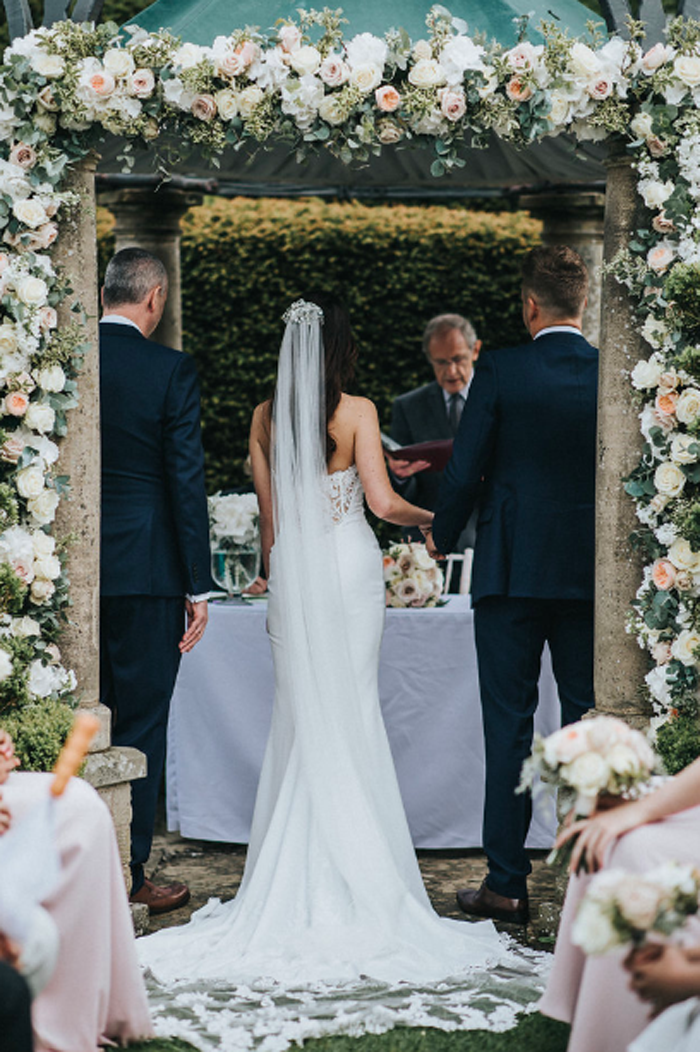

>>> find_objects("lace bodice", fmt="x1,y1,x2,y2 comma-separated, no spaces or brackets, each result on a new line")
324,465,365,525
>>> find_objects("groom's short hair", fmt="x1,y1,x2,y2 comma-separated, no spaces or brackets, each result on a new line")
521,245,588,319
103,248,168,308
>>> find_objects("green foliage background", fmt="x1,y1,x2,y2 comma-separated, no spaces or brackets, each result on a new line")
0,0,153,52
100,197,541,496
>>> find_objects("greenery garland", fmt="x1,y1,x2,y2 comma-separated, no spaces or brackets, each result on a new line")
1,6,700,766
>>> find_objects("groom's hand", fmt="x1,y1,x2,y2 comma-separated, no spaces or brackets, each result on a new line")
180,599,209,653
421,526,445,561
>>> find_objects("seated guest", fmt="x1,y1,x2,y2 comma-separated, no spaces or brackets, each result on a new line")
539,754,700,1052
387,314,482,558
0,730,153,1052
626,943,700,1051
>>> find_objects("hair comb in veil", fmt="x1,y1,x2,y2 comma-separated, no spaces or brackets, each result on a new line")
282,300,324,325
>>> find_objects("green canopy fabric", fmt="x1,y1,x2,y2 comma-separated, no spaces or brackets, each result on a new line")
126,0,602,47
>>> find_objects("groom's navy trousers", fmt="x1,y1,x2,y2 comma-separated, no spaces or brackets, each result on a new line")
433,330,598,900
99,320,214,893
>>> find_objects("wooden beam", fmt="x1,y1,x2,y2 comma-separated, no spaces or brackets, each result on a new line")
2,0,33,41
72,0,107,22
597,0,631,35
679,0,700,19
638,0,667,45
42,0,70,25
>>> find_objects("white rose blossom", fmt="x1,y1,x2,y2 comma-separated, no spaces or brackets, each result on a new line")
0,649,12,683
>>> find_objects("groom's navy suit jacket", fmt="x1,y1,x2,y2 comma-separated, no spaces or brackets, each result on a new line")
100,321,214,597
433,330,598,602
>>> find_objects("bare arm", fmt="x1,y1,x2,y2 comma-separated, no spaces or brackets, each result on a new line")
560,755,700,872
249,403,274,578
354,399,433,528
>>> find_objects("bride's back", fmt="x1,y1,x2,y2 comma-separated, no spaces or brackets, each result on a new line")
327,393,363,474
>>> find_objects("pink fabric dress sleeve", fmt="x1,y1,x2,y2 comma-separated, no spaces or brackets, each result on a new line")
538,804,700,1052
2,771,153,1052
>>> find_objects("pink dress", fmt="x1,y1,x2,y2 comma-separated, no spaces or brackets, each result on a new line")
539,804,700,1052
3,771,153,1052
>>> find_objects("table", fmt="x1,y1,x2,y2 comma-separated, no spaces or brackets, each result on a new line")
167,595,560,849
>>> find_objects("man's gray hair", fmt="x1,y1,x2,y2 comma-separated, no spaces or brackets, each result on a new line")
103,247,168,308
422,314,478,358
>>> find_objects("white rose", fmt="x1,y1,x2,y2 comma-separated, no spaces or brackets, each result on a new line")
641,43,671,74
173,42,206,69
27,658,57,696
671,433,699,464
319,55,350,87
639,179,674,210
565,751,610,795
631,357,664,389
0,649,11,683
569,42,601,80
646,664,671,705
289,45,321,77
34,553,61,580
15,464,45,500
0,324,17,354
654,461,686,497
12,198,49,229
238,86,264,118
641,315,667,349
16,276,48,307
37,365,65,393
30,52,65,78
677,388,700,425
572,900,619,955
318,95,345,126
439,36,485,84
547,92,571,126
412,40,432,62
345,32,387,72
27,489,59,525
24,402,55,435
617,878,663,929
162,78,196,111
668,538,700,571
103,48,135,78
214,89,238,121
671,628,700,666
11,615,40,638
32,531,55,557
543,725,590,766
278,25,302,53
674,55,700,88
630,112,654,138
408,58,446,88
606,743,641,778
349,64,382,93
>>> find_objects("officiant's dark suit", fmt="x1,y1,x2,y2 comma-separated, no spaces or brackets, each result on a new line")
99,248,214,912
431,246,597,920
390,315,481,553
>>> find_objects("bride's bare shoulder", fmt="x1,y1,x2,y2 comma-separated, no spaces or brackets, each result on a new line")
250,400,272,448
338,393,378,422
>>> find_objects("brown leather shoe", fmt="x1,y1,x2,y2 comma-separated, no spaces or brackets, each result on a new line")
456,880,529,924
130,878,191,915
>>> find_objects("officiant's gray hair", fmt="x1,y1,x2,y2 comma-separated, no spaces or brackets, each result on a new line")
103,248,168,308
422,314,478,358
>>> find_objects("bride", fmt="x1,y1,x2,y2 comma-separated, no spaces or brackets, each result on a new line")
138,298,541,1039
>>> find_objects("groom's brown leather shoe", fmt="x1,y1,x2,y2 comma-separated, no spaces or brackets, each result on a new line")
130,878,190,915
456,881,529,925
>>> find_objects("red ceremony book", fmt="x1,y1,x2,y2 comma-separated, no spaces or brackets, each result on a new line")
383,438,454,473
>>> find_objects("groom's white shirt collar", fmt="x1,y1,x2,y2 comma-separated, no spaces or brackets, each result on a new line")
100,314,143,333
534,325,582,340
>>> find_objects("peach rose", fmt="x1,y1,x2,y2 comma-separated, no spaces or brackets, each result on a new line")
89,70,116,97
651,640,673,664
375,85,401,112
587,77,612,100
656,389,679,416
648,136,668,158
13,561,34,585
505,77,532,102
659,370,680,390
4,391,28,417
440,88,466,122
0,433,24,463
652,558,677,590
37,306,57,330
641,43,670,74
653,213,676,234
278,25,302,53
191,94,217,121
131,68,155,97
37,85,59,111
377,119,403,144
9,143,36,169
647,242,675,273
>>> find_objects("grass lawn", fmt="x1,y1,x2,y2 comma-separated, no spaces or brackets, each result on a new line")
127,1012,569,1052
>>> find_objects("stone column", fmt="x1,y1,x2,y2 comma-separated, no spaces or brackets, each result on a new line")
53,155,145,888
98,187,203,350
594,146,649,725
518,190,606,347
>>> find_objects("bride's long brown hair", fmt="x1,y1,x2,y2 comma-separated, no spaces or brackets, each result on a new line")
306,294,358,463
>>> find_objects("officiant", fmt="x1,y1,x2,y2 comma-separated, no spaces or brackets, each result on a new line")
387,313,482,558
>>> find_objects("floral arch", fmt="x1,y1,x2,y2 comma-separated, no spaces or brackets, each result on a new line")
1,2,700,769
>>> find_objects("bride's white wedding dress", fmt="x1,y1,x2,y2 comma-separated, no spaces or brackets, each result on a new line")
138,306,546,1050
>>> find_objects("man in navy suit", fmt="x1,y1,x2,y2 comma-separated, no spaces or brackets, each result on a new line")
427,246,597,924
100,248,214,914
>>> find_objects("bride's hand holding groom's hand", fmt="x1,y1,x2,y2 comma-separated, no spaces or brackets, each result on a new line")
420,524,444,561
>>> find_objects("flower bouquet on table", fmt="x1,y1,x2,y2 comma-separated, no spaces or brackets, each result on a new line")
382,542,444,608
572,861,700,956
518,715,659,871
208,492,261,597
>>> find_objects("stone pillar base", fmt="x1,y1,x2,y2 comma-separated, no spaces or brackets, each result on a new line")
82,741,146,890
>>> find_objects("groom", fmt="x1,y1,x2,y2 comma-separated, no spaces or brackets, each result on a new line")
100,248,214,914
426,245,597,923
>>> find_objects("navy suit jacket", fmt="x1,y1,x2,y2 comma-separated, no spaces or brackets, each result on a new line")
99,321,214,597
433,331,598,604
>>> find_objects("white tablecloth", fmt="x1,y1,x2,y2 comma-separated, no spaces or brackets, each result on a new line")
167,595,560,849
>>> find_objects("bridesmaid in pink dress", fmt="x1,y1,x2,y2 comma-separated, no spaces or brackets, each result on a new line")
539,756,700,1052
0,733,153,1052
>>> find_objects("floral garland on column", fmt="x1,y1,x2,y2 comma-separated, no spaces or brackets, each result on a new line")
1,7,700,766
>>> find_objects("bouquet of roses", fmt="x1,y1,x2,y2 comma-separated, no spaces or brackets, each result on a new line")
518,715,659,870
208,492,259,548
572,862,700,956
383,542,443,608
